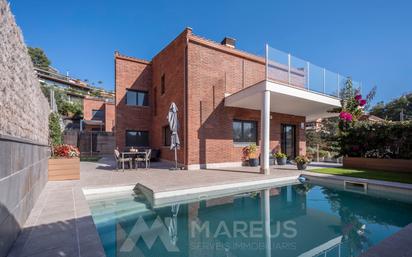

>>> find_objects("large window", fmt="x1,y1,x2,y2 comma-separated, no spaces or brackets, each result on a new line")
125,130,149,147
126,90,148,106
91,109,104,120
163,126,171,146
232,120,257,144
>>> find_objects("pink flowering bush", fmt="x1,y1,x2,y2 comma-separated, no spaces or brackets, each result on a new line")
328,78,377,157
336,85,371,123
339,112,353,122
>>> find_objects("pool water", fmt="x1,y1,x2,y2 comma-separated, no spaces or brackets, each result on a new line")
86,183,412,257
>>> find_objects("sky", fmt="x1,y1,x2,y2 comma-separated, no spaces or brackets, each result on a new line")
10,0,412,104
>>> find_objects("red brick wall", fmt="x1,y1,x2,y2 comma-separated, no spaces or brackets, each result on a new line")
114,54,152,150
149,29,188,164
104,103,115,132
83,98,104,120
83,98,115,132
115,29,306,167
186,35,306,166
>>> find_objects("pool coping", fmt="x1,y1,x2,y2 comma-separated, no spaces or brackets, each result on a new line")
137,175,299,207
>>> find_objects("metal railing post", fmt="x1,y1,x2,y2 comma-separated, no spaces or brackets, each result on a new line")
306,61,310,90
323,68,326,93
337,73,340,97
265,44,268,81
288,53,291,85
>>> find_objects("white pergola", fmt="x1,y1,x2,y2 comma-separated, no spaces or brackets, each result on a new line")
225,80,341,174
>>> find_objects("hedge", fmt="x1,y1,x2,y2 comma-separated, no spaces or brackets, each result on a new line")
340,121,412,159
49,113,62,146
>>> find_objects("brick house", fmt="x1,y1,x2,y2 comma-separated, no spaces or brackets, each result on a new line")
82,97,115,132
115,28,340,171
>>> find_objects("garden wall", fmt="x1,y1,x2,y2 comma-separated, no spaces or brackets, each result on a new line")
0,1,50,256
343,157,412,173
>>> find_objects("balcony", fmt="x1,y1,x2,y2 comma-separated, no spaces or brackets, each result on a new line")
225,44,362,174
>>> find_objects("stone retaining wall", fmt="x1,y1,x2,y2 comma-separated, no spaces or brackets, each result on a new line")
0,1,50,256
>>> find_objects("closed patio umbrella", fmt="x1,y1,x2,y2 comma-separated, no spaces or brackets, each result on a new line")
167,102,180,170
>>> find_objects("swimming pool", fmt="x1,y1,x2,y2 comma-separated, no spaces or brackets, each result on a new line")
85,183,412,257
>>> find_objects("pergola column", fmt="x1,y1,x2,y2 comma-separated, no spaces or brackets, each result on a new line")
260,89,270,175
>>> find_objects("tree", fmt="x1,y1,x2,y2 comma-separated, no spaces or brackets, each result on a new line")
28,47,51,70
370,92,412,121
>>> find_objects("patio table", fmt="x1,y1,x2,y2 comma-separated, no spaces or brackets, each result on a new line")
121,151,149,170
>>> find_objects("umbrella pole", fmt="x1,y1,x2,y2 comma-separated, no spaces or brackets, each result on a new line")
174,147,178,169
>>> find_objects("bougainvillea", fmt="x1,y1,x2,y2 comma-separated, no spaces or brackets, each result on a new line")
339,112,353,122
53,144,80,158
328,78,377,157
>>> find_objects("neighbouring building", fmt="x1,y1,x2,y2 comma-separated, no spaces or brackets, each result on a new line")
115,28,342,170
35,67,115,103
35,67,115,131
82,97,115,132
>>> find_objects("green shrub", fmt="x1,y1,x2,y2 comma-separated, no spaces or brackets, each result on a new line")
274,152,287,158
340,121,412,159
295,155,310,164
59,101,83,118
49,113,62,146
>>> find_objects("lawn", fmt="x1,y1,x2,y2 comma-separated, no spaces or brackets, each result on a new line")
80,156,101,162
309,168,412,184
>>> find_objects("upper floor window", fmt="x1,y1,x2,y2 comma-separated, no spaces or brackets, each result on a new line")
161,74,165,95
233,120,257,144
92,109,104,120
126,89,148,106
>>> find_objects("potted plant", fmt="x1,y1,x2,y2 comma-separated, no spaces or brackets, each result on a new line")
48,144,81,180
295,155,310,170
269,155,275,166
274,152,287,165
242,144,259,167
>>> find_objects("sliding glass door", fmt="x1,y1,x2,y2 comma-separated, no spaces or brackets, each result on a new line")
281,124,296,159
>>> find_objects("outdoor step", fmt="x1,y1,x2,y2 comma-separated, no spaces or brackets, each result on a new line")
85,190,142,202
88,196,147,210
90,201,149,218
91,204,154,225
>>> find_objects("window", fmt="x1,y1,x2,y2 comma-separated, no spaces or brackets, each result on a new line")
161,74,165,95
126,90,148,106
92,109,104,120
125,130,149,147
232,120,257,143
163,126,171,146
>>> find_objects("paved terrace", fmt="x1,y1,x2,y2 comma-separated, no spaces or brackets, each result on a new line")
7,158,411,257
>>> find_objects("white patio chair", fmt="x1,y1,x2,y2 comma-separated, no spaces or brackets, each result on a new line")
114,149,132,172
135,149,152,169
